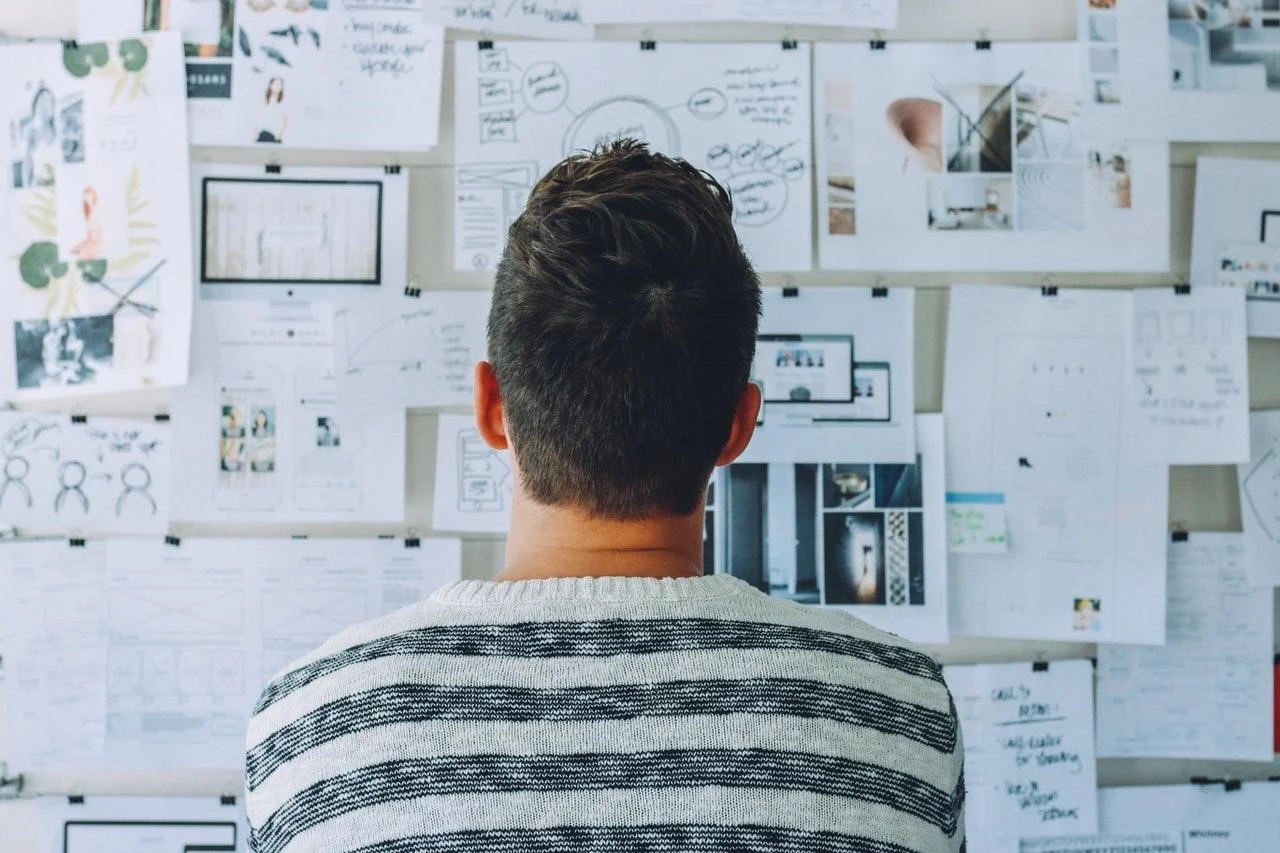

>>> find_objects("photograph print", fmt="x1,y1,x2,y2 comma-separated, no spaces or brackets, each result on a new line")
14,315,114,390
1169,0,1280,93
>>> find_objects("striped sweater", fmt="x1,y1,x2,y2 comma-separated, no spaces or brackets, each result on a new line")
245,574,965,853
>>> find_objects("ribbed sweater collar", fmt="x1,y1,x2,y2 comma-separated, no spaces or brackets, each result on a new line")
430,573,753,605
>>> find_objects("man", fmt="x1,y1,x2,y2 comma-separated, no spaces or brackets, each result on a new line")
246,140,965,853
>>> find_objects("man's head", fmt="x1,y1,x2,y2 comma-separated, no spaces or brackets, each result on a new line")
478,139,761,520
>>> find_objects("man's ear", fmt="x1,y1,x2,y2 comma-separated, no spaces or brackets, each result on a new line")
473,361,509,451
715,381,761,466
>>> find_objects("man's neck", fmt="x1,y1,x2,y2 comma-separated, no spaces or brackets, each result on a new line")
497,493,706,582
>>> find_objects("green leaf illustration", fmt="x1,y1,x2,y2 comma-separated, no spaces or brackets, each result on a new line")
85,42,109,67
19,242,68,289
62,45,92,77
78,258,108,283
119,39,149,72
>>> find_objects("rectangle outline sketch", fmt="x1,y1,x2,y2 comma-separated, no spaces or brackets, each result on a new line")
199,176,386,285
456,161,542,271
64,819,239,852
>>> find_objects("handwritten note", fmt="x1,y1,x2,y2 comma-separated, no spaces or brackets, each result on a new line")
1130,287,1250,464
327,3,444,149
946,660,1099,849
428,0,590,37
947,492,1009,554
1096,534,1275,761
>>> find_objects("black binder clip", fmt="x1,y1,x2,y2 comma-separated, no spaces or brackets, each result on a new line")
265,163,282,175
1031,660,1050,672
69,538,86,548
62,39,79,50
164,535,182,547
290,534,309,540
154,413,170,423
405,538,421,549
478,39,494,51
385,164,401,175
70,414,88,424
640,40,657,51
220,794,237,806
871,287,889,298
0,765,24,800
870,30,886,50
781,39,798,51
404,283,422,298
975,38,992,50
68,794,85,805
1174,283,1192,295
782,286,799,298
1225,780,1243,792
1171,530,1189,542
1040,285,1058,297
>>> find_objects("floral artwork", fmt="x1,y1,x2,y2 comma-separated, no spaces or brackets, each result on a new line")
1,32,193,399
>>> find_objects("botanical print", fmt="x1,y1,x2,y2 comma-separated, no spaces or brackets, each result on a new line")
1,33,193,399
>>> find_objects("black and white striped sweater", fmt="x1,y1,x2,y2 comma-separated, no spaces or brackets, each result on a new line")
245,574,965,853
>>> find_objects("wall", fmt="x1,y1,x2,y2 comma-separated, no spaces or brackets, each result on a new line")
1,0,1279,844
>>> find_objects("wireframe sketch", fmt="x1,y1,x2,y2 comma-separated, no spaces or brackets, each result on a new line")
457,427,511,512
1169,0,1280,93
201,177,382,283
0,413,170,534
455,42,813,272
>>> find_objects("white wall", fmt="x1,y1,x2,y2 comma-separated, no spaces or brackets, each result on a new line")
1,0,1279,845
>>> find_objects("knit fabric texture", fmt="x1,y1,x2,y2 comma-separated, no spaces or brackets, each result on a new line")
245,574,966,853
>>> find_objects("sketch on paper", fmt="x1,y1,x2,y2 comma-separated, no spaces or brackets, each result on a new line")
433,413,513,533
814,42,1170,272
454,41,813,272
0,412,170,534
333,289,489,407
1239,410,1280,587
1,34,194,399
427,0,589,38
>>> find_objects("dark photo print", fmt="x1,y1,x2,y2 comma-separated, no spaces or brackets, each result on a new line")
824,512,886,605
14,315,114,389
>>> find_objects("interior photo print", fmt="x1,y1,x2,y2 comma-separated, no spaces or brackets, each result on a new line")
713,460,926,608
1169,0,1280,92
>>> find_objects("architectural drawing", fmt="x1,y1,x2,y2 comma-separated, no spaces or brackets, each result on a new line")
711,414,948,644
0,412,170,535
814,41,1170,272
454,41,813,272
1239,409,1280,587
0,34,195,399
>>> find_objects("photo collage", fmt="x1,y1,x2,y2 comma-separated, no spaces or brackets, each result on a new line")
713,459,926,609
1169,0,1280,94
1088,0,1121,105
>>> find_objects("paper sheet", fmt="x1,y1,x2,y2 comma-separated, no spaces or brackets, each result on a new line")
583,0,898,28
1190,157,1280,338
433,412,513,534
453,40,813,273
426,1,590,38
170,300,406,526
813,42,1170,273
945,660,1099,849
80,0,445,151
191,163,410,304
1080,0,1280,143
1024,780,1280,852
1238,409,1280,588
0,33,194,401
946,492,1009,554
1096,533,1274,762
334,289,490,407
713,414,948,643
38,794,246,852
945,285,1169,644
0,412,170,536
739,286,915,464
0,540,108,772
1129,287,1250,464
2,536,460,772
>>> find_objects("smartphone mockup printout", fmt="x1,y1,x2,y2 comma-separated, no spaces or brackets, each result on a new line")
214,367,282,511
849,361,892,422
292,367,361,512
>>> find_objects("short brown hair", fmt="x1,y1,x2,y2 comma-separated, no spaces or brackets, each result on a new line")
488,139,761,519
